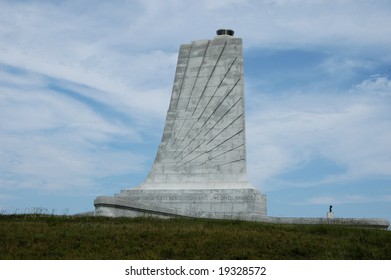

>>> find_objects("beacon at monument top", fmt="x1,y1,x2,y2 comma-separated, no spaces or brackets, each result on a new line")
216,28,235,37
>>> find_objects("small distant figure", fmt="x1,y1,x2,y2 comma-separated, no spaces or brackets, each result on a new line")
327,205,334,219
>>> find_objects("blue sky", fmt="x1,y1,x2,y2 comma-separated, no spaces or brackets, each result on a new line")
0,0,390,222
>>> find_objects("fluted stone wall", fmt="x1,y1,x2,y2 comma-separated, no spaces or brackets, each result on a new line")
144,36,248,187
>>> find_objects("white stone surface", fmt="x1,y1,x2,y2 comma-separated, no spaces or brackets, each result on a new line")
94,30,267,218
145,36,247,185
95,188,267,219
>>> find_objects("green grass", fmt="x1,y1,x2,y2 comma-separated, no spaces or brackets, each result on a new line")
0,215,390,259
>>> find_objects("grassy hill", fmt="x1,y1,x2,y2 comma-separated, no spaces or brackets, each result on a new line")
0,215,390,259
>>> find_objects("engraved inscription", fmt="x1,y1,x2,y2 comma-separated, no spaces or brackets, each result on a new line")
122,193,258,202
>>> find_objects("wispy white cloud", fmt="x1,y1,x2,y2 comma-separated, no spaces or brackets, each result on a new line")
354,75,391,95
319,56,378,78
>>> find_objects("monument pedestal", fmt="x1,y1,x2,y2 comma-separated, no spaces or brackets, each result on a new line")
95,187,266,219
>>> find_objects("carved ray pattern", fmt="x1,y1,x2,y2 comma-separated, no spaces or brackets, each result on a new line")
146,37,247,183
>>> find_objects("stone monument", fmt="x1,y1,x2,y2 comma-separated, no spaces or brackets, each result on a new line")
94,29,267,219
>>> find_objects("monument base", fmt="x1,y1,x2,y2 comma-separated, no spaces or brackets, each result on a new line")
94,187,267,220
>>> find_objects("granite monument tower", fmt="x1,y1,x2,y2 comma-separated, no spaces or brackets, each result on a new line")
94,29,267,219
